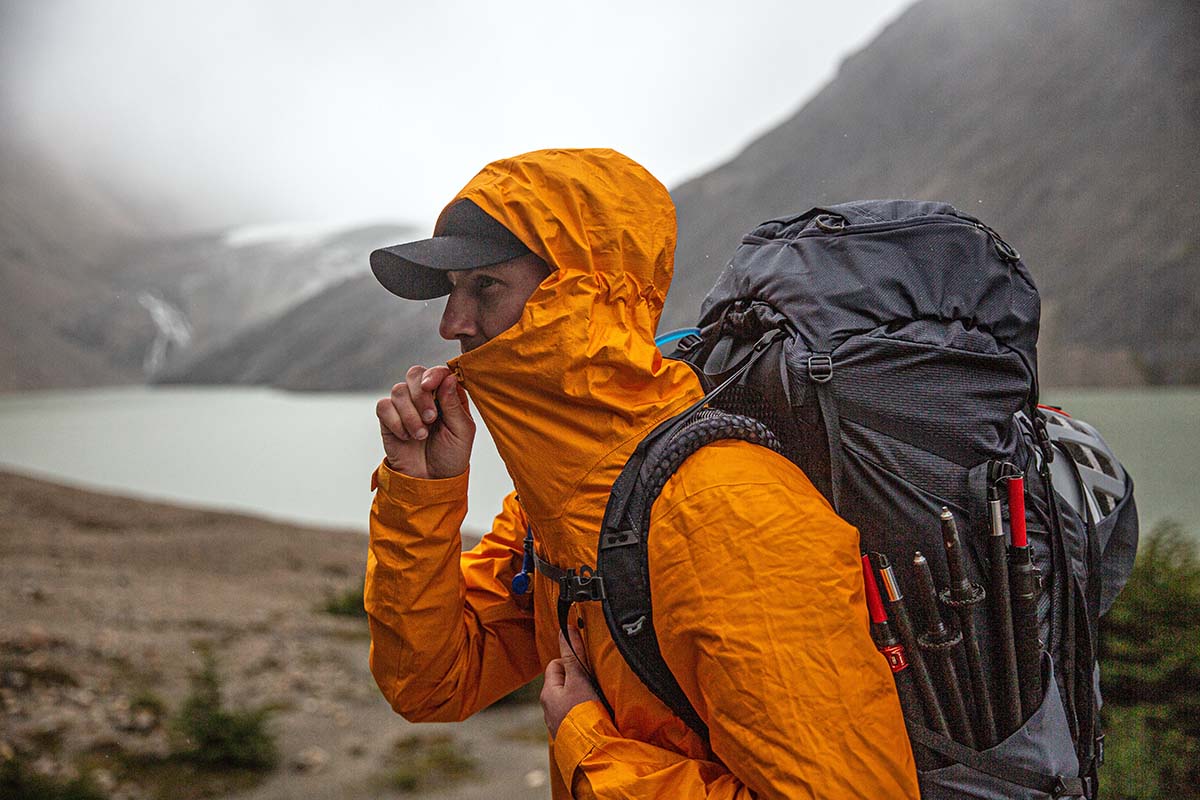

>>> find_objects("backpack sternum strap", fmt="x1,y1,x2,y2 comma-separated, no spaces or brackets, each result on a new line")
558,565,606,603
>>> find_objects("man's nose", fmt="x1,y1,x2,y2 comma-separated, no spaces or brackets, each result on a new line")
438,290,478,342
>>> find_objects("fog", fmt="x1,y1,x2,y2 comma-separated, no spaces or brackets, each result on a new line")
1,0,910,234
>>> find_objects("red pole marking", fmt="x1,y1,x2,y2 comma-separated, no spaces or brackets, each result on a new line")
1037,403,1071,417
881,644,909,673
1008,476,1028,548
862,554,888,624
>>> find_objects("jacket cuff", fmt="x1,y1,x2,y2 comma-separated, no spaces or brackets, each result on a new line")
370,461,469,530
372,460,468,499
551,700,615,789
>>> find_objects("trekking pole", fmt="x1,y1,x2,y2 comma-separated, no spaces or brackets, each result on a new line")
1007,474,1043,720
876,552,950,737
987,463,1022,738
939,507,997,749
913,551,975,748
861,555,936,769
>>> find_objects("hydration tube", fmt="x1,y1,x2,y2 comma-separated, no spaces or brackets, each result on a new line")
654,327,701,349
511,524,535,595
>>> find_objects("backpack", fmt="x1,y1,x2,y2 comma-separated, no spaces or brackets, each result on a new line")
574,201,1138,799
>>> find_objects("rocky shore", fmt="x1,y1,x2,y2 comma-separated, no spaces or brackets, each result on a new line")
0,470,549,799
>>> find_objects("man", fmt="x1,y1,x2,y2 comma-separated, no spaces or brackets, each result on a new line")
366,148,919,798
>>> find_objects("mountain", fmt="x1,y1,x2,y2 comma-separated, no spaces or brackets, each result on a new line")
161,0,1198,391
10,0,1197,392
663,0,1200,386
0,123,415,391
94,223,417,379
0,130,149,390
155,272,457,391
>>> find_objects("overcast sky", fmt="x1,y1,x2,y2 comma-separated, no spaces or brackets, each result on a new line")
2,0,912,233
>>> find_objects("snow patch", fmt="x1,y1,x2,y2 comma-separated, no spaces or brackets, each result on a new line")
221,220,346,248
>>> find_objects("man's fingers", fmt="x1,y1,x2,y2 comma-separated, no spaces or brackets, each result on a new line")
403,365,440,433
376,396,409,441
391,378,428,440
435,373,474,435
420,365,452,390
567,625,586,656
557,629,591,679
543,658,567,689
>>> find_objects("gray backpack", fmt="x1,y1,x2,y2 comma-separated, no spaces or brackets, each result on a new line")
557,201,1138,799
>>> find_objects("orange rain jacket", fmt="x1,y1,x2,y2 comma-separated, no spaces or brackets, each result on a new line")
366,149,920,799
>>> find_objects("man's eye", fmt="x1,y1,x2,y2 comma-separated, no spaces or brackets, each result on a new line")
476,276,499,290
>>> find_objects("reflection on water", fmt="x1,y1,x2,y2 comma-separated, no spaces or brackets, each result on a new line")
0,386,1196,537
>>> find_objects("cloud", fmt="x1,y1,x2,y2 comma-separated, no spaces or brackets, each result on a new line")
3,0,910,233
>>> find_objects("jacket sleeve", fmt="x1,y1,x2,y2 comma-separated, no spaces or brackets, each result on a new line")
551,444,920,799
365,461,541,721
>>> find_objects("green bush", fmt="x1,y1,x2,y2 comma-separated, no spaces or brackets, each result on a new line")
171,648,278,771
321,584,366,617
0,757,106,800
384,733,479,794
485,674,544,709
1100,520,1200,799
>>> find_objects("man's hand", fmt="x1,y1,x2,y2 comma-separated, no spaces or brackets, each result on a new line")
541,628,602,737
376,365,475,479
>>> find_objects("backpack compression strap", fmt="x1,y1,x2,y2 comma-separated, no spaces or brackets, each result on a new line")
596,409,782,743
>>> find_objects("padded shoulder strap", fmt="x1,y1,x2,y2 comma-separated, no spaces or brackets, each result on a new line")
596,409,781,743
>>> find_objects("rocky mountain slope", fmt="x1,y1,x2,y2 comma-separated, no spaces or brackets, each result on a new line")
7,0,1196,392
161,0,1199,390
0,126,413,391
0,132,147,390
664,0,1199,385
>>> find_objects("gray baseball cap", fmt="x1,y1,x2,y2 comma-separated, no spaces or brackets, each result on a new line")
370,199,531,300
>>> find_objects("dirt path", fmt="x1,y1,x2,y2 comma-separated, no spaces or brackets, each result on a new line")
0,470,551,799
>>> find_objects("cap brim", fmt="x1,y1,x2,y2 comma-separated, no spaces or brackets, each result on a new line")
371,234,531,300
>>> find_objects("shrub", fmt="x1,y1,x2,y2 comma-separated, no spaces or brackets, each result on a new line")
384,733,479,794
1100,520,1200,799
0,757,106,800
321,584,366,617
485,674,544,709
171,648,278,771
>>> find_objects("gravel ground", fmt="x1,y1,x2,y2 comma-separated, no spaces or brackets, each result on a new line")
0,470,551,799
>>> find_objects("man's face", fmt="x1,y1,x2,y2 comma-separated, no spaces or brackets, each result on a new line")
439,254,552,353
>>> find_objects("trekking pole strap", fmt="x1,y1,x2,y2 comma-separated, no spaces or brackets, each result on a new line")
907,725,1087,797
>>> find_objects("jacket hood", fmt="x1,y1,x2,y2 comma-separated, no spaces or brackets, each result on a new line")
448,149,701,531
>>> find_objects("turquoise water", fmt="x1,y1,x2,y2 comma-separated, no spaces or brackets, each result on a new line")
0,386,1196,537
1041,388,1200,536
0,386,510,534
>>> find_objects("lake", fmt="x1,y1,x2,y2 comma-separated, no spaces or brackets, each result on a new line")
0,386,1197,538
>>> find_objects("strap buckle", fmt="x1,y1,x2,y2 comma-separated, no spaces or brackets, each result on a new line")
807,354,833,383
559,565,606,603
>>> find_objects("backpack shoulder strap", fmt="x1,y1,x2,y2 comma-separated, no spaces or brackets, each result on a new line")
596,408,781,743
